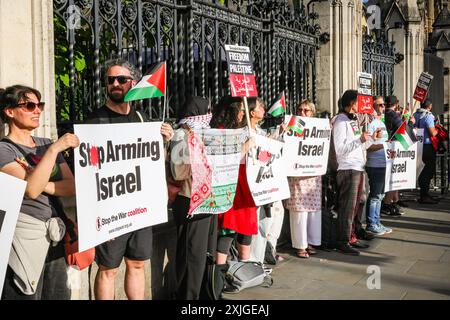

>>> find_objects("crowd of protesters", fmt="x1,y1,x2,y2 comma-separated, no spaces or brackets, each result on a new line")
0,58,447,300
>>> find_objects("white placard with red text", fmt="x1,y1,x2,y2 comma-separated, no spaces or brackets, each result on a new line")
283,116,331,176
74,123,168,251
384,141,418,192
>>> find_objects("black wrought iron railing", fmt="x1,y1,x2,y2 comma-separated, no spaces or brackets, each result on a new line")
53,0,320,135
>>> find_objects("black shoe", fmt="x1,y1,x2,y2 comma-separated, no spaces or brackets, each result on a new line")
355,228,375,241
381,204,402,216
337,244,360,256
418,196,439,204
396,200,409,207
351,240,370,249
392,203,405,215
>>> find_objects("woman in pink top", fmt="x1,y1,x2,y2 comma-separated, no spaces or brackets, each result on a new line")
284,100,322,258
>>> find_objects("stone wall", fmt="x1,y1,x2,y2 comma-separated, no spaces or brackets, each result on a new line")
0,0,56,140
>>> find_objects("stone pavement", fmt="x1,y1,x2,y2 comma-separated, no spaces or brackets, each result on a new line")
224,190,450,300
67,190,450,300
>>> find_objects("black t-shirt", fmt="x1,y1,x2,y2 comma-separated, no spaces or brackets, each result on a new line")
85,105,149,124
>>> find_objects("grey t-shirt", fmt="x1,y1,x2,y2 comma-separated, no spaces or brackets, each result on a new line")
0,137,65,221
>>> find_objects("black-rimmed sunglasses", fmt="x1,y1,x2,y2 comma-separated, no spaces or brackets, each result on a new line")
17,102,45,112
107,76,133,85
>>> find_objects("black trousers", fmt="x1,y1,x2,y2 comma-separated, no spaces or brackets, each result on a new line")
419,144,436,197
172,195,217,300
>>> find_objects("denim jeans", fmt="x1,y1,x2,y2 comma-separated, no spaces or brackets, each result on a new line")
365,167,386,228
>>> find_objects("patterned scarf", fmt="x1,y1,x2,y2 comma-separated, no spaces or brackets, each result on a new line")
179,113,213,216
187,131,212,217
178,113,212,129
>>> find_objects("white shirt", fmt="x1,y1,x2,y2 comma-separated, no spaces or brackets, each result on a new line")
332,113,366,171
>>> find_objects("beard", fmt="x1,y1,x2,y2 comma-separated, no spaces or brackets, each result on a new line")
107,88,126,103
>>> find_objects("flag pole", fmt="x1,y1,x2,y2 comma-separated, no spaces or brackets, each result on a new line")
162,61,167,122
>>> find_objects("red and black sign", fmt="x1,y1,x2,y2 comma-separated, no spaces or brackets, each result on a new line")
225,44,258,97
357,72,374,114
413,72,433,103
357,95,374,114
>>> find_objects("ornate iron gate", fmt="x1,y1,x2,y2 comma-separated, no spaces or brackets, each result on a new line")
53,0,319,132
362,34,396,97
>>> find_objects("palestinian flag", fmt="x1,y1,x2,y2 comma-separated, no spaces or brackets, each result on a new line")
124,61,166,102
402,103,410,119
392,121,417,150
267,91,286,117
287,115,306,137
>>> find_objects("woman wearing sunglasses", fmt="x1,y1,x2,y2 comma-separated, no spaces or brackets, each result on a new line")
0,85,79,300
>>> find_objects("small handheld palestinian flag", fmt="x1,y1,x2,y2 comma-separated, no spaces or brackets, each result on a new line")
267,91,286,117
124,61,166,102
287,115,306,137
391,121,418,150
402,103,410,120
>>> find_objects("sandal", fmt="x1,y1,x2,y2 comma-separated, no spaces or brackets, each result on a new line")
307,246,317,255
296,249,309,259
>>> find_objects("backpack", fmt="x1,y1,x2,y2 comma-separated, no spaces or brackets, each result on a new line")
199,253,227,300
224,260,273,293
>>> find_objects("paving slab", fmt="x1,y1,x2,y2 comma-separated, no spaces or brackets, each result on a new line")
407,260,450,279
439,250,450,263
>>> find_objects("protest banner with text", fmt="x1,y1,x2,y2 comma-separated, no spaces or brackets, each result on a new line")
191,128,244,215
246,135,290,206
283,116,331,176
74,122,168,251
225,44,258,97
414,128,425,178
0,173,26,297
384,141,418,192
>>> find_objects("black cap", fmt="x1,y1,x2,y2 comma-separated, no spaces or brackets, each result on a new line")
421,99,432,109
177,95,210,120
385,95,399,107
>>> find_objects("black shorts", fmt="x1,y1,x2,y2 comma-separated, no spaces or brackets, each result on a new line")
95,226,153,268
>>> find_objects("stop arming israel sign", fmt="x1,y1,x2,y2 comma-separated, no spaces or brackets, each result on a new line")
413,72,433,103
357,72,374,114
283,116,331,176
74,122,168,251
384,141,418,192
225,44,258,97
246,135,290,206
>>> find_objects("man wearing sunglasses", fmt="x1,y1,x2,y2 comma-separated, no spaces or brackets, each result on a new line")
85,58,174,300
